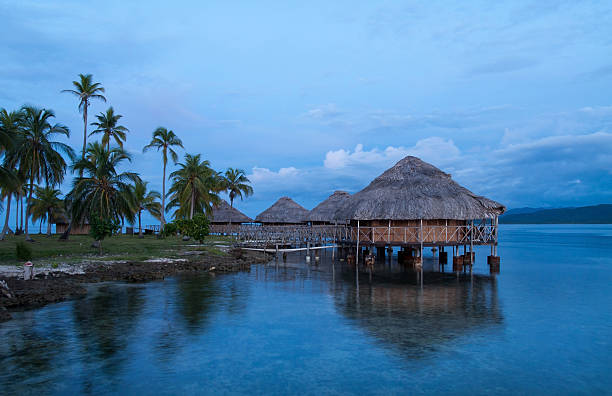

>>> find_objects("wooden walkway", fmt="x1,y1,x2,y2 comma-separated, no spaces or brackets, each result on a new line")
214,221,498,249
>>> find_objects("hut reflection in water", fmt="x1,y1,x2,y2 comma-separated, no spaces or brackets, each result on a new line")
256,252,503,360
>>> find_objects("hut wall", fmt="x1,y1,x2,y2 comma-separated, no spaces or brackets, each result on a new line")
349,219,468,244
55,223,90,235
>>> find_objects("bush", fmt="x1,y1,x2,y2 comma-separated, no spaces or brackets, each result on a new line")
161,222,179,238
16,241,33,261
173,215,210,243
188,214,210,243
89,216,121,254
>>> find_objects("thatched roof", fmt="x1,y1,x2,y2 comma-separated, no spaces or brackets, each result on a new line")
308,191,351,222
334,156,505,221
211,200,252,224
255,196,309,224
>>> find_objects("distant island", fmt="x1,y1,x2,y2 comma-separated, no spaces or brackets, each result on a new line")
500,204,612,224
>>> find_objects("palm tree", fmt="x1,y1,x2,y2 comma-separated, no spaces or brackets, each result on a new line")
62,73,106,160
222,168,253,207
0,108,21,154
15,106,74,241
29,186,63,236
167,154,220,220
0,109,21,239
68,142,140,228
130,180,161,237
143,127,183,227
89,106,128,150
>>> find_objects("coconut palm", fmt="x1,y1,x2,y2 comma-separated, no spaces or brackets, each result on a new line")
0,108,21,154
89,106,128,150
29,186,63,236
0,109,22,239
130,180,161,237
62,73,106,159
68,142,140,227
167,154,220,220
15,106,74,241
221,168,253,208
143,127,183,227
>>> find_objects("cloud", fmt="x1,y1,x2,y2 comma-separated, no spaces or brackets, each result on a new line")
324,138,460,169
304,104,342,120
249,166,300,183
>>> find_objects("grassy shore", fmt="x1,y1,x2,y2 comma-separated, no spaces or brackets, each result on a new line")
0,234,233,266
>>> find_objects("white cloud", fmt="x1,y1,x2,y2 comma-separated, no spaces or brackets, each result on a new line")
304,104,342,120
324,138,460,169
248,166,299,183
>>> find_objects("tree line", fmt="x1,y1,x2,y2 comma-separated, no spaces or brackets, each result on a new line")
0,73,253,242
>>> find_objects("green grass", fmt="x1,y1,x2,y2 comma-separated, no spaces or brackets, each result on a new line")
0,234,233,266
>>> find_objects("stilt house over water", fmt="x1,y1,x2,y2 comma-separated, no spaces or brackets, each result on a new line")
334,156,505,264
255,196,309,226
209,200,253,234
308,190,351,225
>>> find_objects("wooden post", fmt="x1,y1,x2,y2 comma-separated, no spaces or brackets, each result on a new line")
419,219,424,273
24,261,33,280
356,220,360,268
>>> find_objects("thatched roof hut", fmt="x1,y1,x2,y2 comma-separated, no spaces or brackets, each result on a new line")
255,196,309,225
308,190,351,224
210,200,253,224
335,156,505,221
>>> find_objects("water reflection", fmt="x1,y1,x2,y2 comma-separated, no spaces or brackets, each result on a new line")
332,272,502,359
260,253,503,360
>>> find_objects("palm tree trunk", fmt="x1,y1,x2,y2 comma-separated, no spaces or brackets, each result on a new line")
1,193,11,240
39,220,42,234
24,180,34,241
161,159,166,228
46,209,52,236
20,194,24,231
190,190,195,220
138,210,143,238
82,102,88,160
80,100,88,179
15,193,21,234
14,193,19,233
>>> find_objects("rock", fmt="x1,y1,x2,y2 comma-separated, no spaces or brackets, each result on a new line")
0,306,11,322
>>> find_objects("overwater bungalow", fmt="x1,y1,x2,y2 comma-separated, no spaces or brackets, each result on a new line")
255,196,309,226
308,190,351,225
209,200,253,234
334,156,505,265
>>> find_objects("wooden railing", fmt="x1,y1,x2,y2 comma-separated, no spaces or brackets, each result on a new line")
221,220,498,247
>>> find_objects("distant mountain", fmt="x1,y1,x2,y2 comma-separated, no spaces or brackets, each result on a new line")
502,207,550,216
499,204,612,224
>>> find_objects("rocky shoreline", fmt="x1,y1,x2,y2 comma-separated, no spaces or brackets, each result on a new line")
0,248,270,323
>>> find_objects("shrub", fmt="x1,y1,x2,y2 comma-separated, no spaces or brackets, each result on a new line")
89,215,121,254
189,214,210,243
173,215,210,243
16,241,33,261
161,222,179,238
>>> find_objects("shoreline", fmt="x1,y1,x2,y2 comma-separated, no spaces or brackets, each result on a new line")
0,248,271,323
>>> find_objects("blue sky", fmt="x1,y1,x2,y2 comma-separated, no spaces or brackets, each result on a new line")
2,0,612,223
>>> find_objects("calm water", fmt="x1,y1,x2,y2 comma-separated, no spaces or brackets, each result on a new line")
1,225,611,395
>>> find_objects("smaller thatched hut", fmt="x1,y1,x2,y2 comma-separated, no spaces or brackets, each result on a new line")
53,213,90,235
209,200,253,234
255,197,309,225
308,191,351,225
